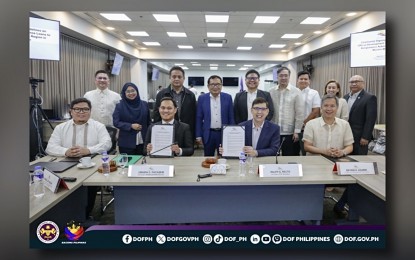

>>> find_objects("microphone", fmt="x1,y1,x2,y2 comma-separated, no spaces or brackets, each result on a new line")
141,142,178,164
275,137,286,164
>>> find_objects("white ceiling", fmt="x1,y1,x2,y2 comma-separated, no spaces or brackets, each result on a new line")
72,11,367,71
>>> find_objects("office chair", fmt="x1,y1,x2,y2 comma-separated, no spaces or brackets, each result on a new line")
100,125,118,214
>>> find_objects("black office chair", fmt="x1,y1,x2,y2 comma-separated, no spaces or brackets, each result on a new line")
100,125,118,214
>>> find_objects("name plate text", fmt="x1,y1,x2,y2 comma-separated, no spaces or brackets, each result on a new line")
128,165,174,177
259,164,303,177
336,162,378,175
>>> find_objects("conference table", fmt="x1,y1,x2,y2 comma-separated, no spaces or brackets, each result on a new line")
83,156,358,225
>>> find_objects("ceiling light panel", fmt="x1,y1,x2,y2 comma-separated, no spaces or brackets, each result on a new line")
244,33,264,38
281,34,303,39
100,13,131,21
207,32,225,37
253,16,280,24
143,42,161,46
300,17,330,24
153,14,180,22
208,43,223,47
269,44,286,48
205,15,229,23
127,31,149,36
178,45,193,49
167,32,187,37
237,46,252,50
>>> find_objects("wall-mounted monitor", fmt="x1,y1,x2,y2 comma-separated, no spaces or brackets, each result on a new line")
188,76,205,86
29,17,60,61
223,77,239,86
350,29,385,67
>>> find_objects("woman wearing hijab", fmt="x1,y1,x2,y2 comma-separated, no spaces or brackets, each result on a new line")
113,82,151,155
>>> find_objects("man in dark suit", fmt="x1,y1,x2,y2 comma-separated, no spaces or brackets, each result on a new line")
196,75,235,156
144,97,194,156
239,97,280,157
344,75,377,155
153,66,197,139
233,69,274,124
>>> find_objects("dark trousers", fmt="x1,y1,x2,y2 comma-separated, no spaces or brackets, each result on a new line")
298,131,306,156
280,134,300,156
203,130,222,156
86,186,99,217
119,144,145,155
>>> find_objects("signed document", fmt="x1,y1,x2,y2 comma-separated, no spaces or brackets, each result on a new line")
222,125,245,158
150,124,174,157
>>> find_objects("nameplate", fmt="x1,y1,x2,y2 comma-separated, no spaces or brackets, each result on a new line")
128,165,174,177
210,164,226,175
336,162,378,175
43,168,69,193
259,164,303,177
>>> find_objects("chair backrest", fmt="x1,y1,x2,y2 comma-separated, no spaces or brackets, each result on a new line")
106,126,118,154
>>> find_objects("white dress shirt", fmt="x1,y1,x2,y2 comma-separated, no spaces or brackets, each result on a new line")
300,86,321,119
84,88,121,126
210,93,222,129
46,119,112,156
270,84,305,135
246,90,257,120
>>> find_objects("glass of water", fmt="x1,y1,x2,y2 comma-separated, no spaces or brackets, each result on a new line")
247,155,255,174
119,153,128,175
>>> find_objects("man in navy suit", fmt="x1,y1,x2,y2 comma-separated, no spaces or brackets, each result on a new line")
196,75,235,156
344,75,377,155
220,97,280,157
233,69,274,124
144,97,194,156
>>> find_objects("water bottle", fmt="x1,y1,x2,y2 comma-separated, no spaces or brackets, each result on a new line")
102,151,110,177
32,166,45,198
239,152,246,176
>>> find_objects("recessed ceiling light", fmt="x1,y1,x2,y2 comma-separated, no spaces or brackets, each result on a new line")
210,64,218,66
281,50,288,52
207,43,223,47
207,32,226,37
253,16,280,24
175,63,184,66
244,33,264,38
127,31,149,36
106,27,115,30
205,15,229,23
243,64,253,67
192,64,201,66
127,39,134,42
140,47,147,50
346,12,357,17
210,67,218,70
181,66,189,70
168,32,187,37
281,34,303,39
294,42,302,46
178,45,193,49
190,61,198,63
301,17,330,25
314,30,322,34
226,64,236,67
100,13,131,21
143,42,161,46
153,14,179,22
239,67,248,70
269,44,286,48
237,46,252,50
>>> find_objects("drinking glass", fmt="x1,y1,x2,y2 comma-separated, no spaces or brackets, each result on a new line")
247,155,255,174
119,153,128,175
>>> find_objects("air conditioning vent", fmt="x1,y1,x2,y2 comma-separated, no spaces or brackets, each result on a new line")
203,38,228,44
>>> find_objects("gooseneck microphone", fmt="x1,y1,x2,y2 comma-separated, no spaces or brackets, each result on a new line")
141,142,178,164
275,137,286,164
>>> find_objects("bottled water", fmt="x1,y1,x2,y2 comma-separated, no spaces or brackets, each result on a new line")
32,166,45,198
102,151,110,177
239,152,246,176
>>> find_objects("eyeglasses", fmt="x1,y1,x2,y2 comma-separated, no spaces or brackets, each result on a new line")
349,80,363,84
160,106,174,111
96,77,108,80
72,107,90,113
125,89,137,94
246,77,259,81
252,107,268,112
208,83,222,87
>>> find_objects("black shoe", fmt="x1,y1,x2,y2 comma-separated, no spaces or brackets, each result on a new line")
333,204,347,218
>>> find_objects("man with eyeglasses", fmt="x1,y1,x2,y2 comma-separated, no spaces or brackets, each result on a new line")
153,66,197,139
84,70,121,126
46,97,112,222
233,69,274,124
344,75,377,155
270,66,305,156
238,97,280,157
196,75,235,156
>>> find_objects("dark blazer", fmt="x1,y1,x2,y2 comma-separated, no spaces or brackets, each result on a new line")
195,92,235,144
344,90,377,142
143,120,194,156
239,120,280,157
113,101,151,149
153,85,197,139
233,90,274,124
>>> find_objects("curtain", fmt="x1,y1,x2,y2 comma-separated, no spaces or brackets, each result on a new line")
29,34,131,119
